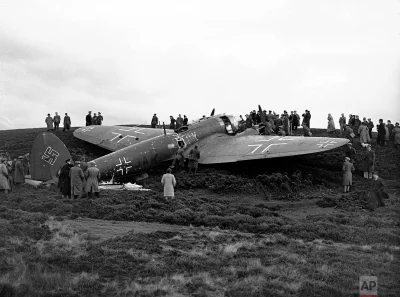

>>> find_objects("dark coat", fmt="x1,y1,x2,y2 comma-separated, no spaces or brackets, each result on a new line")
363,149,375,173
183,117,188,126
86,114,92,126
345,147,356,161
369,177,388,208
14,160,25,184
58,164,72,196
70,166,84,196
64,116,71,126
188,148,200,169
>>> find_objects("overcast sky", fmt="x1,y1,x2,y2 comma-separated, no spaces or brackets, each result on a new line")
0,0,399,130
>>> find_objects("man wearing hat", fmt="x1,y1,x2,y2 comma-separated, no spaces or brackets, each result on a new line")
342,156,355,193
97,112,103,125
345,143,356,162
69,161,85,199
0,157,10,194
14,156,25,185
86,111,92,126
368,171,388,209
45,113,54,132
363,145,375,179
84,162,101,198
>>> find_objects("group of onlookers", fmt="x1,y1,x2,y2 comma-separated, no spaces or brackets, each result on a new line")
57,159,100,199
45,112,72,132
150,114,189,129
338,113,400,148
85,111,104,126
0,155,29,194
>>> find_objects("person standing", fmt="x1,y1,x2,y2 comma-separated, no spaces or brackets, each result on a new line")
63,113,71,132
92,113,98,125
369,171,388,208
358,121,370,145
188,145,200,174
54,112,61,131
151,114,158,128
86,111,92,126
176,114,183,130
0,158,10,195
339,113,346,137
97,112,103,125
293,111,300,130
302,123,312,137
367,118,374,139
171,144,185,172
377,119,386,146
363,145,375,179
5,159,13,192
14,156,25,185
384,124,389,146
302,110,311,128
327,113,335,134
387,120,394,143
345,143,357,162
342,157,355,193
84,162,100,198
169,116,176,129
57,159,73,198
183,115,188,126
161,168,176,201
45,114,54,132
393,122,400,148
69,161,85,199
353,116,361,136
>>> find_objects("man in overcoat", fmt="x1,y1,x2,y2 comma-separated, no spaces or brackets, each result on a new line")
188,145,200,174
368,171,388,209
342,157,355,193
54,112,61,131
367,118,374,139
151,114,158,128
69,161,85,199
377,119,386,146
86,111,92,126
339,113,346,137
45,114,54,131
84,162,100,198
363,145,375,179
14,156,25,185
63,113,71,132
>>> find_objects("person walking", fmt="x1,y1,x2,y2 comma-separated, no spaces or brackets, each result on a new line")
54,112,61,131
63,113,71,132
327,113,335,134
0,158,10,195
69,161,85,199
188,145,200,174
161,168,176,201
45,114,54,132
342,157,355,193
363,145,375,179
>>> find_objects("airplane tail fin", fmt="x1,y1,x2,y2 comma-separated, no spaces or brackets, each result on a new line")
30,132,71,181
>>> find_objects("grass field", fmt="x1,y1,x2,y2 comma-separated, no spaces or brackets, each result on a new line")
0,127,399,296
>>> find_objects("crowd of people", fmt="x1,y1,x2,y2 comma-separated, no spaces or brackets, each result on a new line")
44,110,105,132
57,159,101,199
151,114,189,129
0,154,30,194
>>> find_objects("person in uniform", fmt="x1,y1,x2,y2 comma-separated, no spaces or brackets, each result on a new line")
45,114,54,132
342,157,355,193
97,112,103,125
69,161,85,199
84,162,100,198
188,145,200,174
161,168,176,201
363,145,375,179
14,156,25,185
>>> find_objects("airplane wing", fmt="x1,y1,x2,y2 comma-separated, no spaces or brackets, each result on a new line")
191,133,349,164
73,125,174,151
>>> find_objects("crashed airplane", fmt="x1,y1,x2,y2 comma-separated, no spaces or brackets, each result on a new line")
30,111,349,182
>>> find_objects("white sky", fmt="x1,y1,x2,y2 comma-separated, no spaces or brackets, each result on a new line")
0,0,399,129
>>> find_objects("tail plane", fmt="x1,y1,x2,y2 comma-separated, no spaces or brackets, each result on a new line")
30,132,71,181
